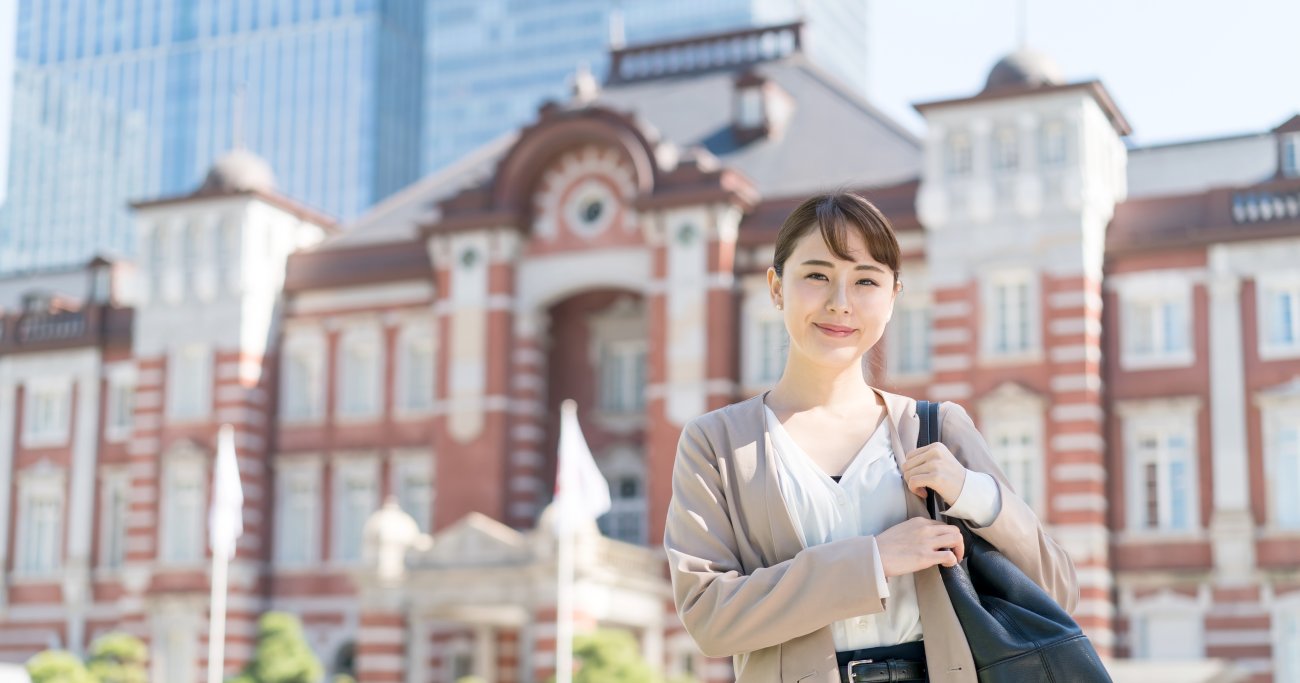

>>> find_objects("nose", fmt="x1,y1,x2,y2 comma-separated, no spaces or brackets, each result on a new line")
826,280,852,315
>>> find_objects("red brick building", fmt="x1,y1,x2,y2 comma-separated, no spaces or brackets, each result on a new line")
0,23,1298,683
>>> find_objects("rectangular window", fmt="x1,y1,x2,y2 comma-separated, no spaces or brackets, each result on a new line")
337,331,382,419
100,472,129,569
17,478,63,576
23,380,71,447
167,344,211,420
1041,120,1067,166
1123,294,1192,367
281,337,324,422
1260,278,1300,357
1265,403,1300,529
599,340,647,414
889,305,931,377
946,131,972,176
161,461,204,563
106,376,135,441
992,127,1019,172
397,331,435,414
334,462,377,563
598,473,646,545
1129,420,1197,532
275,464,320,567
986,418,1041,512
393,457,433,534
986,272,1036,357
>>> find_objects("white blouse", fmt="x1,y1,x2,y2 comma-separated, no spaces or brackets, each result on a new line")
763,403,1001,652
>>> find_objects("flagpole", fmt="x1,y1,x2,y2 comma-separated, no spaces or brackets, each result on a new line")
207,545,230,683
207,423,243,683
555,400,578,683
556,507,575,683
552,399,610,683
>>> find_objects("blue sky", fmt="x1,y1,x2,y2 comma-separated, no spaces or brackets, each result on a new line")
867,0,1300,146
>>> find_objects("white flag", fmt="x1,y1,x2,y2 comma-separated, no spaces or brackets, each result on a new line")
209,424,245,560
552,400,611,535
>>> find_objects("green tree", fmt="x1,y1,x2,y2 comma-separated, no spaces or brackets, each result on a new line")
25,650,95,683
236,612,323,683
547,629,662,683
86,632,148,683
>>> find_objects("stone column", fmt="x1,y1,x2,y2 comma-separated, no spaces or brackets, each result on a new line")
1207,248,1254,583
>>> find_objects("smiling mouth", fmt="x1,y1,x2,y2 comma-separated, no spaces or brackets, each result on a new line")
814,323,856,337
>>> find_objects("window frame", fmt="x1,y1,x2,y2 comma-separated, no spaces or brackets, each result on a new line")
280,330,326,423
274,458,322,568
159,450,207,566
331,456,379,565
22,378,72,448
394,322,436,418
1120,285,1194,370
98,468,130,571
390,451,434,534
335,326,384,421
1260,393,1300,532
982,269,1040,362
1258,272,1300,360
15,469,65,577
166,343,212,422
1122,404,1201,536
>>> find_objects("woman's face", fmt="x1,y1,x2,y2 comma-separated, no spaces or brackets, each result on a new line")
767,228,900,371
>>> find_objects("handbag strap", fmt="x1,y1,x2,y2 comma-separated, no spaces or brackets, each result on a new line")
916,400,946,521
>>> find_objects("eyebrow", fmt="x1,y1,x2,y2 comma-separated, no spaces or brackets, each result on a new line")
800,259,887,273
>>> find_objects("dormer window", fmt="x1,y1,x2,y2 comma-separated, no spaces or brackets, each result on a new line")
1283,133,1300,178
738,87,764,129
733,70,791,144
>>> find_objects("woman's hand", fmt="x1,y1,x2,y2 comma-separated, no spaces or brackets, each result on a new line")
875,517,965,578
902,441,968,505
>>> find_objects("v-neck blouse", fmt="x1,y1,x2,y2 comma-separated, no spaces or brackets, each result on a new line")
762,403,1002,652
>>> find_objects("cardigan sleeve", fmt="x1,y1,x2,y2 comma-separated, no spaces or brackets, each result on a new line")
940,402,1080,614
663,417,889,658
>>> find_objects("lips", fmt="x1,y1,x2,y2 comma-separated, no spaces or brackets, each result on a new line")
814,323,856,337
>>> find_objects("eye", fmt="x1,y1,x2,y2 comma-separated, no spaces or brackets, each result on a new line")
857,278,879,286
805,272,828,281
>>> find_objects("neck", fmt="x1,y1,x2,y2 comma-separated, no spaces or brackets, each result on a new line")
768,352,879,414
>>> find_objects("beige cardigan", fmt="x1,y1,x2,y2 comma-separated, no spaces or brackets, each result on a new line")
663,389,1079,682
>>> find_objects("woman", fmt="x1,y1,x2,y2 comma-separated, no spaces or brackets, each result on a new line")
663,192,1078,683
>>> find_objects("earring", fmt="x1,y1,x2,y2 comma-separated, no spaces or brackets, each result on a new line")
776,303,783,310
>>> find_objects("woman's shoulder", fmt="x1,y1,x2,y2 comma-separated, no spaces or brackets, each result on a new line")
684,393,767,438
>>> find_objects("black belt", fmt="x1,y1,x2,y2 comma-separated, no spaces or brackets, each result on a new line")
840,658,926,683
837,640,927,683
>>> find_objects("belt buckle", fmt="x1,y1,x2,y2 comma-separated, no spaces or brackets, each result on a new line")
845,658,874,683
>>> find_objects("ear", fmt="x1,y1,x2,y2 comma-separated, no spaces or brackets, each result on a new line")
767,267,782,308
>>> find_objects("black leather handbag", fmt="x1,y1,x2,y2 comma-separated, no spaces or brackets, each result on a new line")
916,400,1112,682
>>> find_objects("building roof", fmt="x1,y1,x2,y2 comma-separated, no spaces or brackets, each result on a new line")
317,22,922,252
982,49,1065,93
1108,175,1300,255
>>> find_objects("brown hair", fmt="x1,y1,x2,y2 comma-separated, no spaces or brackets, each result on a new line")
772,192,901,285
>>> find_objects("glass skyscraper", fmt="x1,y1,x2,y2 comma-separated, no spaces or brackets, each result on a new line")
4,0,423,274
422,0,869,174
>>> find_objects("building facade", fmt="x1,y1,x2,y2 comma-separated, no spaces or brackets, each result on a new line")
0,21,1299,683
